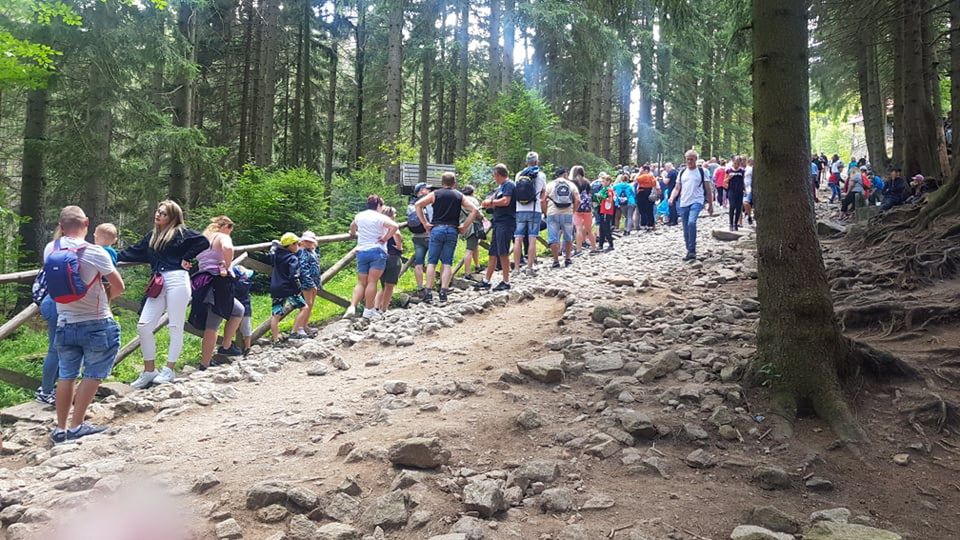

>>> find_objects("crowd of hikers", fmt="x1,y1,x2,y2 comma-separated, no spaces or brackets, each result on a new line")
27,147,944,445
813,153,941,219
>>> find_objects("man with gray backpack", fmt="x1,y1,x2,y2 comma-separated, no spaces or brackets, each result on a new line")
543,167,580,268
513,151,547,275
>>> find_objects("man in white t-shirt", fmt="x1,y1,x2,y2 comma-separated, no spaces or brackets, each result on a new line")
513,151,548,275
44,206,125,444
669,149,715,261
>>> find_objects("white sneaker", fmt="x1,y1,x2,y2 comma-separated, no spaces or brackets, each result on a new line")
130,370,158,390
342,305,356,319
362,308,380,320
154,366,176,385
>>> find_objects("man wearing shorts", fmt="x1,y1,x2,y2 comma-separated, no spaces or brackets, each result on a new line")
46,206,125,444
408,183,432,299
544,167,579,268
477,164,516,291
513,151,547,276
415,172,479,303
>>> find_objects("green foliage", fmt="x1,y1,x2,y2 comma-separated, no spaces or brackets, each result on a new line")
810,111,854,158
454,151,494,192
480,84,609,174
379,140,419,166
329,162,406,229
205,167,329,246
0,207,23,313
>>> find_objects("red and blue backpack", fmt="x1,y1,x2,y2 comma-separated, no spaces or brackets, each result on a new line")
43,239,97,304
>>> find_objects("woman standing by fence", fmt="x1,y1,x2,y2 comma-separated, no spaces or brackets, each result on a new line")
119,200,208,388
189,216,244,369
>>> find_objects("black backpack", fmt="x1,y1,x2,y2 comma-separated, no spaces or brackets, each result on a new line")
514,166,539,205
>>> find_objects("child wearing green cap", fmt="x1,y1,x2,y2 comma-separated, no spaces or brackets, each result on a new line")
268,232,306,343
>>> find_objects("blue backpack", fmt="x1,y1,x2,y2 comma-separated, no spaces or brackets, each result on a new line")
44,239,96,304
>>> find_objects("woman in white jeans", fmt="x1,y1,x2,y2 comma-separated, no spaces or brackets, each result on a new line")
119,200,208,388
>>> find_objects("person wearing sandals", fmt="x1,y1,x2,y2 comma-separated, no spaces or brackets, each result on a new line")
292,231,321,339
119,200,209,388
188,216,245,369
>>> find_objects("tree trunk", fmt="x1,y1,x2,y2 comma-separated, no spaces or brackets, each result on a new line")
617,62,632,166
752,0,866,443
385,0,404,183
215,0,234,153
952,0,960,166
302,1,314,171
170,0,196,205
419,0,438,183
922,4,951,177
434,0,447,164
488,0,501,99
588,74,602,155
324,42,338,192
901,0,943,179
19,87,49,264
455,0,469,155
254,0,279,166
291,0,307,167
237,0,255,168
702,49,714,159
857,34,889,174
352,0,367,166
654,42,669,133
501,0,515,92
601,64,612,162
892,7,905,167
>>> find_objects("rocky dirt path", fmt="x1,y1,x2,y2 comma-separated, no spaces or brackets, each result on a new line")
2,212,959,540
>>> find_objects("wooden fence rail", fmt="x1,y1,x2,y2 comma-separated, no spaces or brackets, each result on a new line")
0,228,386,390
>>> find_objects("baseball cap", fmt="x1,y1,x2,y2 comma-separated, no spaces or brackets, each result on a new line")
912,174,924,182
301,230,318,244
554,166,568,178
280,232,300,247
526,151,539,164
414,182,429,194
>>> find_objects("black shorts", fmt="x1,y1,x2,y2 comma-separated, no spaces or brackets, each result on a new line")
488,221,514,257
380,255,402,286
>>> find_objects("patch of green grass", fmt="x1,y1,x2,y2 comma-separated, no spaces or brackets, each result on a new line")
0,232,551,408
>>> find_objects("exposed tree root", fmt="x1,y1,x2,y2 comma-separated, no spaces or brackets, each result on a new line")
843,338,920,380
813,386,870,445
836,301,960,335
904,393,960,433
767,391,797,441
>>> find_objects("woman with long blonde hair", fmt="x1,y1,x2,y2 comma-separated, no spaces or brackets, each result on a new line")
119,200,208,388
189,216,245,368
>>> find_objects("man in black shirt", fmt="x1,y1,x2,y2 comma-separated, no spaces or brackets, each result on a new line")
415,172,479,302
477,164,516,291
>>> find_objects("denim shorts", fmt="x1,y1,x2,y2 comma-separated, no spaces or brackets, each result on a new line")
514,211,542,238
412,236,429,266
546,214,575,245
356,247,388,275
427,225,459,265
56,318,121,380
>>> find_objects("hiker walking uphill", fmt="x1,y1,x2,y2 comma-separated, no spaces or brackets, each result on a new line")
544,167,580,268
44,206,125,443
119,200,209,389
513,151,548,276
415,172,479,303
477,163,516,291
669,150,714,261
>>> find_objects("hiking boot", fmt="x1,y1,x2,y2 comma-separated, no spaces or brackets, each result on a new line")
35,387,55,406
683,252,697,261
564,258,573,267
492,282,512,292
154,366,176,385
217,345,244,356
422,290,433,304
474,280,492,290
130,370,158,390
438,289,448,302
50,428,68,445
604,246,614,252
66,423,107,441
288,331,307,340
551,261,561,269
